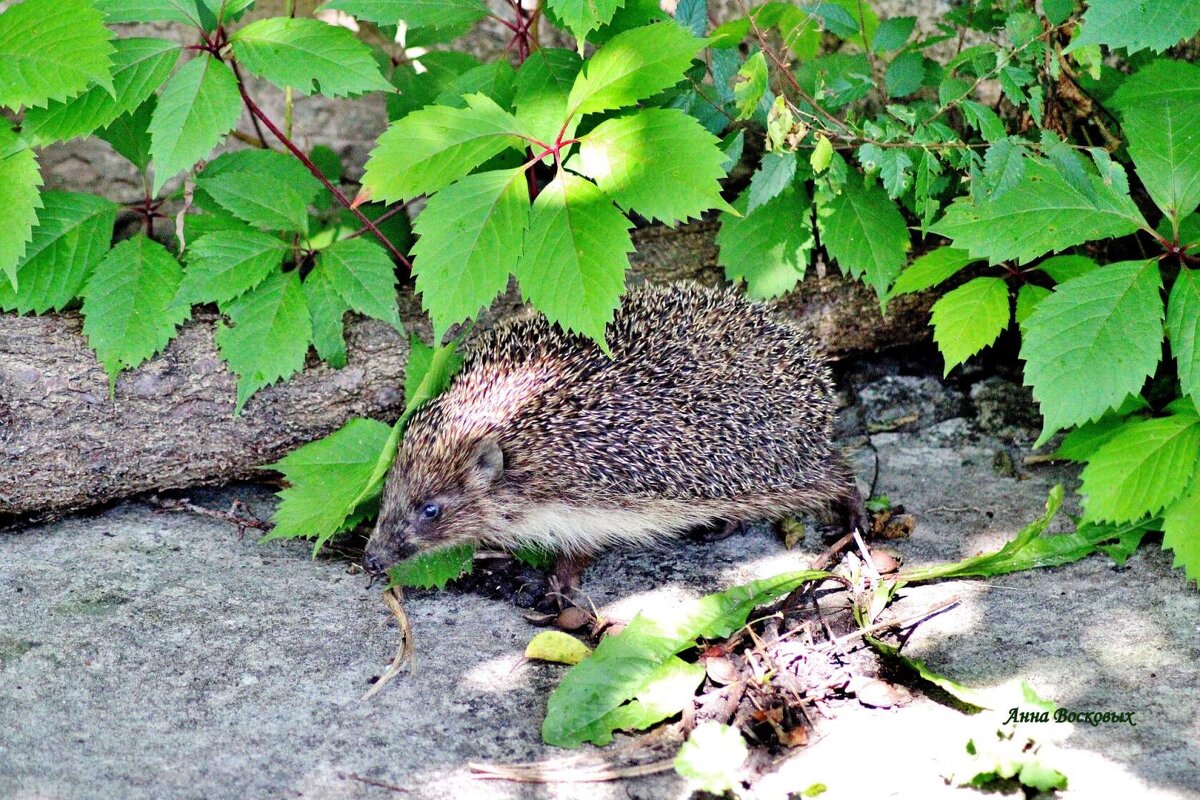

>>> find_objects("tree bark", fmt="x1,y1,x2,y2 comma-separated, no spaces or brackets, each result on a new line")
0,222,934,524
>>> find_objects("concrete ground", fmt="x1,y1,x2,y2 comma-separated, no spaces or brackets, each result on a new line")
1,366,1198,800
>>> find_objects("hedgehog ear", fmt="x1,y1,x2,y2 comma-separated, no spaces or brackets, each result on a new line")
472,438,504,485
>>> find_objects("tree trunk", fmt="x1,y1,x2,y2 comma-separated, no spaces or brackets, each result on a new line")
0,222,934,524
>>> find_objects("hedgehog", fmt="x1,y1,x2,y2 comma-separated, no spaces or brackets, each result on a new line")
362,282,867,593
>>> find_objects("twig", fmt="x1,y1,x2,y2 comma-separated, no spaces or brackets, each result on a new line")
148,496,270,537
338,772,410,793
362,587,415,700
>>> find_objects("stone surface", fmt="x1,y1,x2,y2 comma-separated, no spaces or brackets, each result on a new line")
1,371,1198,800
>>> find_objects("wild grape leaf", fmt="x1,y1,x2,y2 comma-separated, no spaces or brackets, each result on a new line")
819,173,910,299
567,22,702,117
0,192,117,314
514,48,583,145
389,51,481,120
930,277,1010,375
872,15,915,51
1021,260,1164,444
1036,254,1098,284
231,17,393,98
981,137,1027,199
434,61,516,109
1162,471,1200,584
196,170,313,234
177,228,290,305
411,168,529,337
931,159,1147,265
746,151,797,214
215,269,313,412
22,38,180,145
315,237,402,329
1110,60,1200,227
0,0,115,110
515,172,633,346
317,0,490,28
1065,0,1200,55
716,184,812,299
303,263,351,368
388,544,476,589
263,417,392,546
148,54,243,194
1080,413,1200,523
550,0,623,48
98,96,157,171
1168,267,1200,407
0,127,43,289
361,94,529,203
1014,283,1050,328
576,108,733,224
80,236,188,382
887,247,974,299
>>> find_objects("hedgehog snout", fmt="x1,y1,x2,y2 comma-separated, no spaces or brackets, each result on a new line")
363,522,417,575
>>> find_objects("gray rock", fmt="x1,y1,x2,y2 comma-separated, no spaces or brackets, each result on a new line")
858,375,968,432
970,376,1043,443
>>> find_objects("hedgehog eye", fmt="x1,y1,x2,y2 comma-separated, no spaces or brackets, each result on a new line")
420,502,442,521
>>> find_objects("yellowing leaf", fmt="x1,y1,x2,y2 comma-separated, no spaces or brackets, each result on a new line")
525,631,593,665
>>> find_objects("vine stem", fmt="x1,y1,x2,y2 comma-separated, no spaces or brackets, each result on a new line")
234,77,413,271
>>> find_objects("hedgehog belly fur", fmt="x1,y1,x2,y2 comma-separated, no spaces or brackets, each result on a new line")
490,501,719,557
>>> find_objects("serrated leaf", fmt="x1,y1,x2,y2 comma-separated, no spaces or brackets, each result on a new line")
263,418,392,545
231,17,393,98
515,172,632,346
387,544,475,589
148,54,243,195
1053,414,1135,463
982,138,1027,199
1021,260,1164,443
525,630,594,665
196,171,315,234
733,50,768,120
1065,0,1200,55
80,236,188,382
888,246,973,299
97,95,157,171
576,108,732,224
1162,472,1200,584
316,237,402,329
177,228,290,305
877,148,913,198
0,0,115,111
215,269,313,412
1111,61,1200,226
931,159,1147,265
22,38,179,145
1014,283,1050,327
302,263,350,368
872,15,915,51
675,722,748,794
93,0,204,24
514,48,583,145
551,0,624,48
317,0,489,28
0,127,43,289
960,100,1006,143
411,168,529,337
0,192,117,314
885,51,925,97
388,51,480,120
746,151,797,214
434,60,516,109
930,277,1010,375
717,184,812,299
1168,268,1200,406
674,0,706,35
1040,130,1092,199
819,172,910,299
362,94,528,204
1080,413,1200,523
567,21,703,117
1036,254,1098,283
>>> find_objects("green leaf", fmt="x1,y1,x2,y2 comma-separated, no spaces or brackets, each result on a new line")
819,172,910,299
1053,414,1135,462
315,237,402,329
550,0,623,48
809,133,833,174
148,54,243,195
0,192,117,314
566,21,703,117
674,722,748,794
513,48,583,145
747,151,797,214
1036,254,1098,283
93,0,205,24
888,247,974,299
960,100,1006,143
931,159,1147,265
410,168,529,337
22,38,179,145
317,0,489,28
541,570,829,747
1111,60,1200,227
1021,261,1164,443
525,630,594,665
386,544,476,589
1066,0,1200,55
1080,413,1200,524
302,264,350,368
717,184,812,299
388,50,480,120
515,172,632,347
231,17,393,98
871,15,915,51
80,236,188,383
196,170,314,234
981,138,1027,199
263,418,393,546
733,50,768,120
215,270,313,412
1168,268,1200,406
0,127,44,289
884,51,925,97
1014,283,1050,328
361,94,528,204
930,277,1010,375
576,108,732,224
177,228,290,305
0,0,115,111
434,60,516,109
97,95,157,171
1162,472,1200,584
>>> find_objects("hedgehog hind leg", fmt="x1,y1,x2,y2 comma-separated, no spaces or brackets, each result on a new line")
548,552,593,608
829,453,870,535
